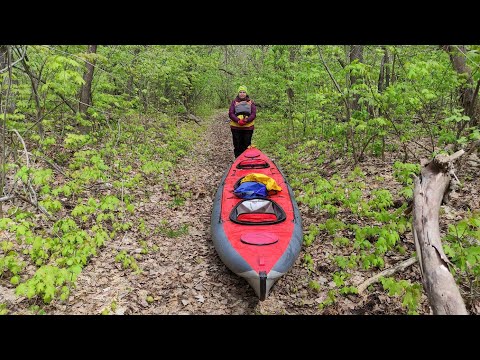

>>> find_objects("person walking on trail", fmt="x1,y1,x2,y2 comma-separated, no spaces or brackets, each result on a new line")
228,85,257,158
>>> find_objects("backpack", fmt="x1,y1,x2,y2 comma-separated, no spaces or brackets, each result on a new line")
234,100,252,116
233,181,268,199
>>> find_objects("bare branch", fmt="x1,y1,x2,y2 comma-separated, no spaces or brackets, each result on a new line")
9,129,30,168
469,78,480,117
179,113,202,125
17,194,53,220
358,257,418,294
27,152,66,176
317,46,351,119
0,195,15,202
0,46,26,73
13,64,77,114
336,57,346,68
219,68,235,76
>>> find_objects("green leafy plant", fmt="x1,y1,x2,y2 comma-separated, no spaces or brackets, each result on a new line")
29,305,47,315
64,133,91,150
0,303,9,315
333,236,350,247
16,265,77,303
0,252,25,284
156,221,189,238
332,271,349,287
115,250,141,274
339,286,358,295
334,255,358,270
443,212,480,300
308,280,321,292
380,276,422,314
303,253,314,272
101,307,110,315
393,161,420,200
318,290,337,310
303,224,320,246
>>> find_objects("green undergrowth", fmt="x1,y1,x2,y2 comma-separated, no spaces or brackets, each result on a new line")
443,212,480,305
255,116,425,314
258,115,479,313
0,114,202,305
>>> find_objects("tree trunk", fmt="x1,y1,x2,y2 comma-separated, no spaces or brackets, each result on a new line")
0,45,15,114
349,45,364,112
378,47,390,160
287,46,298,138
391,51,397,84
126,46,141,96
0,45,7,71
412,150,468,314
378,46,389,93
21,56,44,138
443,45,477,125
0,45,7,118
78,45,98,115
318,46,357,164
348,45,364,164
385,48,390,89
378,52,385,94
0,45,11,217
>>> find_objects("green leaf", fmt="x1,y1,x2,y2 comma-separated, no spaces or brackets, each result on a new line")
26,286,36,299
17,225,26,236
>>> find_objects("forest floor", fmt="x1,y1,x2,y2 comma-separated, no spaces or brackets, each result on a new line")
3,111,479,315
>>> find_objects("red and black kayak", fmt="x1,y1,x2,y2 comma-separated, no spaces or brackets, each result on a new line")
210,147,303,300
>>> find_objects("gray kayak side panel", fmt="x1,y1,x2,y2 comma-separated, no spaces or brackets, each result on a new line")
210,168,253,275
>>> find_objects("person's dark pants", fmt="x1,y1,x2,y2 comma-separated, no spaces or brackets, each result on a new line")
231,128,253,158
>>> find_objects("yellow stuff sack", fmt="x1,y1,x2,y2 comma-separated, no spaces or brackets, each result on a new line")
240,173,282,192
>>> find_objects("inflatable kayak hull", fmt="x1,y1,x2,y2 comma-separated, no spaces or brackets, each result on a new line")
210,147,303,300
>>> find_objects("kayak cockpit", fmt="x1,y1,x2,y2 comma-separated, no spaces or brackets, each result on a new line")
229,198,286,225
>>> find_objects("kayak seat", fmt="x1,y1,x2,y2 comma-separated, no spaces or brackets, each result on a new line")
229,198,286,225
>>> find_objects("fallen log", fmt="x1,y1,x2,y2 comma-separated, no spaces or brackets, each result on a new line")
179,113,201,124
412,150,468,314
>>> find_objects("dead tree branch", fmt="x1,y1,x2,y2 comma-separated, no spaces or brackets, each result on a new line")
358,257,418,294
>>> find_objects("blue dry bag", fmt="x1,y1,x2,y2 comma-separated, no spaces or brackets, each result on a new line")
233,181,268,199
